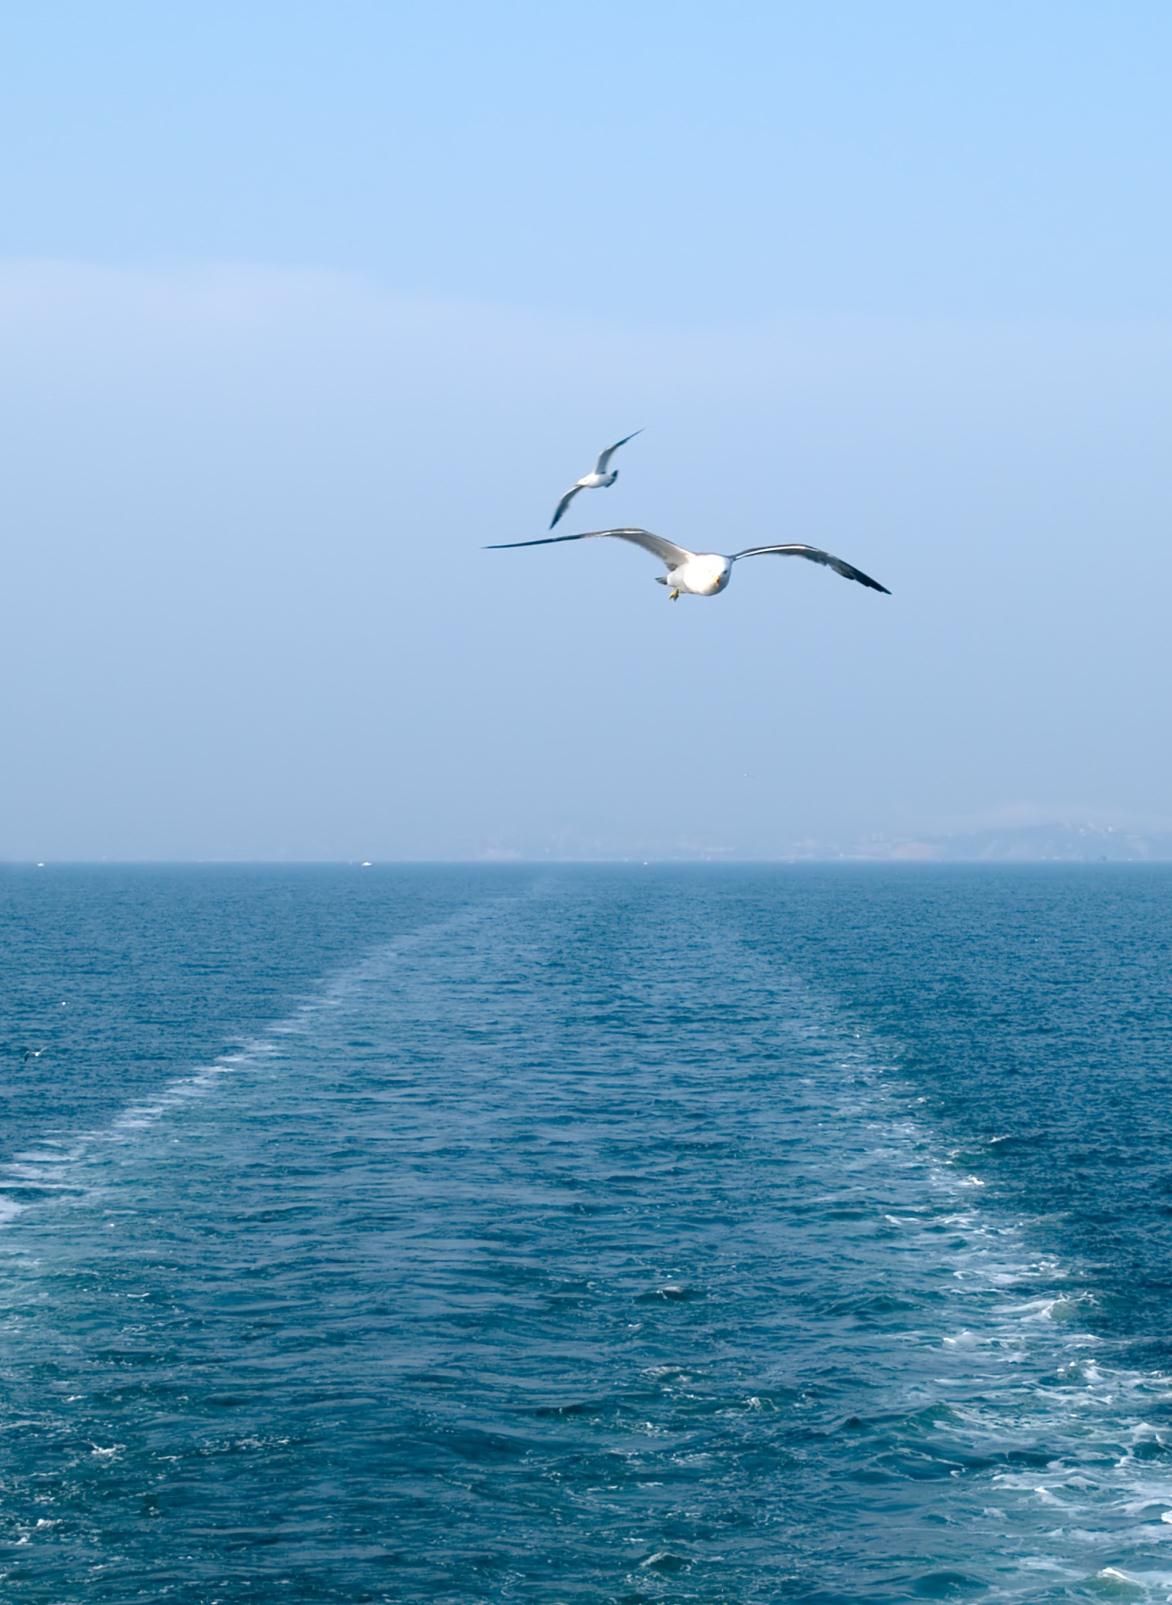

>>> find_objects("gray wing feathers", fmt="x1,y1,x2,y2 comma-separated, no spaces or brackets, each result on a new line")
731,544,890,594
549,484,582,529
594,429,643,474
487,527,691,568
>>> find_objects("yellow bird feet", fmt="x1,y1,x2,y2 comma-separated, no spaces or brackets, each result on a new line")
669,588,680,601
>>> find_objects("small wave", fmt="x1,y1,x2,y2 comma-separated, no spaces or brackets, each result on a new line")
636,1282,703,1303
1088,1567,1148,1597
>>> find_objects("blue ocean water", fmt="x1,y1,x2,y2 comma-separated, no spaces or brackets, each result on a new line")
2,864,1171,1602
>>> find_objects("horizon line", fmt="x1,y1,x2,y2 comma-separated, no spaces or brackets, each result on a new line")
5,857,1172,870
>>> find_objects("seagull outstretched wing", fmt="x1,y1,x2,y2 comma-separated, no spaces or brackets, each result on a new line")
549,484,584,529
488,526,692,570
731,544,891,594
593,429,643,474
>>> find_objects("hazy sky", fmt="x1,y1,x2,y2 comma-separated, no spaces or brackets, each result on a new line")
2,2,1170,860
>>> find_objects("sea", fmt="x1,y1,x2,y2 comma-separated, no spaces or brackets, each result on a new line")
2,864,1171,1603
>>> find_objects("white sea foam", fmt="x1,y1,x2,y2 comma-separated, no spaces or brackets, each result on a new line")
0,898,508,1232
726,940,1172,1602
5,887,1170,1600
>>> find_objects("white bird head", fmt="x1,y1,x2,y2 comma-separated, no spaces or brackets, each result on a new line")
687,553,732,595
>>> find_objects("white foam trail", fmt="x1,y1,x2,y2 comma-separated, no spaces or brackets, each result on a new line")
0,895,515,1229
720,930,1172,1601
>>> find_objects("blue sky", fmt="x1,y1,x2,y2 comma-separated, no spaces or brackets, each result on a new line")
5,3,1172,323
2,3,1170,858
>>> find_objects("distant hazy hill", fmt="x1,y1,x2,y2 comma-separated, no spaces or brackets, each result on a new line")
839,822,1172,863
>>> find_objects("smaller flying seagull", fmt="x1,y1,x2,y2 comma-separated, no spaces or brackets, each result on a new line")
487,527,890,600
549,431,643,529
21,1047,47,1063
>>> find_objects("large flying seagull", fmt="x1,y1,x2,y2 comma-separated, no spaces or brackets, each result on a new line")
487,527,891,601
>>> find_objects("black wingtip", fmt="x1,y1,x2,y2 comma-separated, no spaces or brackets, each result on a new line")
855,571,891,594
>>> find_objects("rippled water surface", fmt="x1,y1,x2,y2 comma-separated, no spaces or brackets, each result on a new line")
2,864,1172,1601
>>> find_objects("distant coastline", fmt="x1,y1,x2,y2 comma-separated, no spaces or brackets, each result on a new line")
7,826,1172,869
